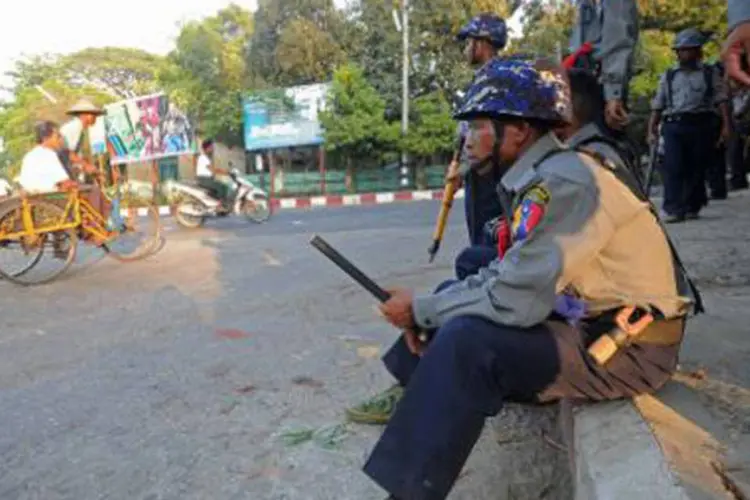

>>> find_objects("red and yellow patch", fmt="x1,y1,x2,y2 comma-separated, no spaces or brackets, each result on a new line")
511,185,550,242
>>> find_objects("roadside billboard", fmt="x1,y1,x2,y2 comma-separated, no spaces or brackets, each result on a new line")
89,93,196,164
242,83,330,152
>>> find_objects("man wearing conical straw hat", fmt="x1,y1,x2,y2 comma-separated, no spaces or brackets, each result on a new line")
60,97,105,175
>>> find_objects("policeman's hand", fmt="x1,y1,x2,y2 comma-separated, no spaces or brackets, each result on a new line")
605,100,629,130
445,161,463,189
403,329,426,356
646,130,658,146
722,22,750,87
379,288,416,330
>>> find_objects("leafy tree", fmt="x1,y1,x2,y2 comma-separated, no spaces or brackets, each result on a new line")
59,47,170,98
1,54,63,97
275,18,347,85
2,49,170,100
319,64,393,169
164,3,254,147
0,81,112,178
249,0,346,87
403,91,455,161
513,0,575,57
636,0,726,33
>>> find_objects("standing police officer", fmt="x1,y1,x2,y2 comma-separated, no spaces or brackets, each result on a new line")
363,57,695,500
648,28,729,223
445,13,508,248
570,0,638,130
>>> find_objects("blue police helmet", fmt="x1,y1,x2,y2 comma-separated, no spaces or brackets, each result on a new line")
454,57,572,125
672,28,706,50
457,13,508,49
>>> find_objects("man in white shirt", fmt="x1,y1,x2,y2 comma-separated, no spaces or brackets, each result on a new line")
18,121,111,244
18,121,71,193
196,139,230,211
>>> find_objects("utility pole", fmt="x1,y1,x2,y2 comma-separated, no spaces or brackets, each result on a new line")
401,0,409,180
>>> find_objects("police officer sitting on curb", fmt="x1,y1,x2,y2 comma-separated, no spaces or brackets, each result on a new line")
352,57,697,500
648,28,729,223
451,68,641,293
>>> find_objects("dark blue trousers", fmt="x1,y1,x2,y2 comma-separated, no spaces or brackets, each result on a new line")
464,170,503,246
454,245,497,280
363,288,681,499
660,119,713,216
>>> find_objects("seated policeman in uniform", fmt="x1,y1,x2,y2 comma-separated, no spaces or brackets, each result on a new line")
455,67,638,282
349,57,695,500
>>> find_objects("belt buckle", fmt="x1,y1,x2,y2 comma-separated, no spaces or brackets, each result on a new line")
588,306,655,366
615,306,654,336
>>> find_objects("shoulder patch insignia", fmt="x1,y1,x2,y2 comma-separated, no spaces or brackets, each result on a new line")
511,185,550,242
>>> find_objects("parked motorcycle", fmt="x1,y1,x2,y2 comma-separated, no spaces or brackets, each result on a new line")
171,167,271,229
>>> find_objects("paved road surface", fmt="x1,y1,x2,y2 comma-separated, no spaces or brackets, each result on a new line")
0,196,748,499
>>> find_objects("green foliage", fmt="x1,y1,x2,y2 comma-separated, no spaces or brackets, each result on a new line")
165,3,254,147
403,92,456,158
59,47,170,98
513,0,575,57
319,64,391,159
630,30,676,100
0,80,113,177
249,0,345,87
275,17,347,86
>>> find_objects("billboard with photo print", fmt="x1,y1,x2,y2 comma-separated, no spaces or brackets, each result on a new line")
89,93,196,164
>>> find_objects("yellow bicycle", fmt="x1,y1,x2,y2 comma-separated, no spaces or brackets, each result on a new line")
0,182,161,286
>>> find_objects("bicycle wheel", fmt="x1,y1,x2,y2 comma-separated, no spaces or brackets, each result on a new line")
103,203,161,262
0,200,78,286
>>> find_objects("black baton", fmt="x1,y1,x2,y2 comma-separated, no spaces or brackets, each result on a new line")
310,234,429,342
310,235,391,301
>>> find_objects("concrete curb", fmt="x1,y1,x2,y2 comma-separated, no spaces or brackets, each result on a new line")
118,188,465,218
571,399,690,499
270,188,464,210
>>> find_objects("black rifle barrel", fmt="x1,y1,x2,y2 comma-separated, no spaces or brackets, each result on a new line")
310,235,391,302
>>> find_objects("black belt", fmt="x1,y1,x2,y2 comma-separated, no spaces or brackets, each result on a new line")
663,113,717,125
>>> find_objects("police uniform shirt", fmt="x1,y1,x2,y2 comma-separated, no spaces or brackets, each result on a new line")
570,0,638,102
566,123,627,170
412,133,692,330
651,63,728,116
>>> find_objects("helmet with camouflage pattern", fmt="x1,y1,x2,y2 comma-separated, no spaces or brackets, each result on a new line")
672,28,706,50
456,13,508,49
453,57,572,125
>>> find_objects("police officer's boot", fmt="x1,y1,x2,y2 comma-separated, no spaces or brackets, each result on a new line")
345,384,403,425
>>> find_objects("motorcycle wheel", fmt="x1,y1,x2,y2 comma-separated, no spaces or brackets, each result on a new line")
242,195,271,223
174,197,206,229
